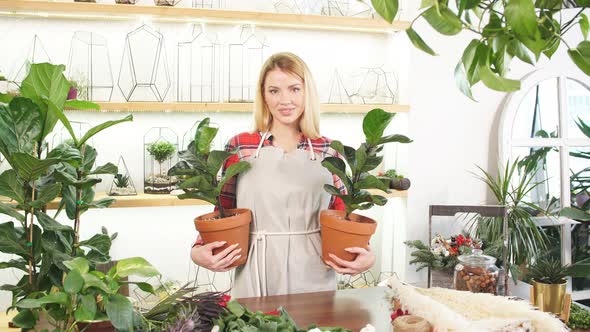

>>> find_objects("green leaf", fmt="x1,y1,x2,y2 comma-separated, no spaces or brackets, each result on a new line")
378,134,412,144
64,257,90,274
46,143,82,164
30,183,61,208
180,175,214,191
75,294,97,322
478,45,521,92
227,300,246,317
207,150,233,176
406,27,437,56
356,175,390,192
370,194,388,206
115,257,159,278
422,5,463,36
20,63,70,141
78,115,133,148
321,157,351,192
11,309,35,328
64,269,84,294
84,198,115,209
0,222,29,257
0,170,25,204
0,202,24,222
323,184,342,196
543,37,560,58
128,281,155,294
508,39,535,65
64,99,100,111
580,13,589,40
195,118,218,155
0,97,42,159
16,292,68,308
106,294,134,331
0,93,14,104
79,234,112,255
218,161,251,191
54,169,101,189
455,61,476,101
36,211,73,232
560,207,590,221
90,163,118,175
11,153,61,181
462,39,482,85
82,273,110,292
0,259,28,272
371,0,398,23
81,145,97,173
568,41,590,76
177,191,217,204
363,108,394,145
505,0,540,38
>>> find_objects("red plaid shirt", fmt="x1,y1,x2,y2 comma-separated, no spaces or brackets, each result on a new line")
219,131,346,211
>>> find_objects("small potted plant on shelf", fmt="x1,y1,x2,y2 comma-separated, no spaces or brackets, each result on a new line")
168,118,252,267
320,108,412,263
108,173,137,196
154,0,179,6
145,140,177,194
383,169,411,190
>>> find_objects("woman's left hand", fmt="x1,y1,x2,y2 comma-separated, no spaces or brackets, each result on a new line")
325,246,375,276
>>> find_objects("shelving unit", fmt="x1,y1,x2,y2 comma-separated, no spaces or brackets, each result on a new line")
0,0,410,34
66,102,411,113
41,189,409,209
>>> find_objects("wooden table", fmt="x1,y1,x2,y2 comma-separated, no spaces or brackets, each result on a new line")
237,286,393,331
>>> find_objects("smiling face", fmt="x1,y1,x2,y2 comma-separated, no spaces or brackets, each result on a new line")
263,68,305,130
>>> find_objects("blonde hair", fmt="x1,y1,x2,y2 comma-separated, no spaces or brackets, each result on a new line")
253,52,321,139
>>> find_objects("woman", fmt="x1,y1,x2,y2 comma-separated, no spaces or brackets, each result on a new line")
191,52,375,297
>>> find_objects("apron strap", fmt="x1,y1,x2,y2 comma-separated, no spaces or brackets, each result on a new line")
250,229,321,297
254,131,316,161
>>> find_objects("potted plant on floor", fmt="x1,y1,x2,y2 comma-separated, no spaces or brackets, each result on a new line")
168,117,251,267
320,108,412,263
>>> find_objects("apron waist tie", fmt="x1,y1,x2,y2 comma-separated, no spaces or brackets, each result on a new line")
249,228,320,296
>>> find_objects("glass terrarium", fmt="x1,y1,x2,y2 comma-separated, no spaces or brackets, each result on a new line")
144,127,179,195
118,25,170,102
349,67,398,104
177,25,221,103
181,120,222,151
327,69,352,103
454,249,500,295
108,156,137,196
51,122,92,150
8,35,51,92
155,0,180,6
67,31,114,102
228,25,268,102
193,0,224,8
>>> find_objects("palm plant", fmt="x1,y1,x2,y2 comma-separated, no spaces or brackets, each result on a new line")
468,159,550,276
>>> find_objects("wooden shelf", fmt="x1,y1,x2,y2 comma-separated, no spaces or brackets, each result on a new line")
66,102,410,114
40,189,406,209
0,0,410,34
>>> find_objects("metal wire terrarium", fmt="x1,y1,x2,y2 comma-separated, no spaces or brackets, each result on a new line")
108,156,137,196
192,0,223,8
181,120,222,151
177,25,221,103
144,127,179,195
155,0,180,6
67,31,114,102
349,66,399,104
115,0,138,4
228,25,268,102
51,122,92,150
118,25,171,102
8,35,51,92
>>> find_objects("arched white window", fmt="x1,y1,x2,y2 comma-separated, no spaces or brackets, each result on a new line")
499,67,590,301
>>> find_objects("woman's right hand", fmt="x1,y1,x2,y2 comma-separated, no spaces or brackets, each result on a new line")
191,239,242,272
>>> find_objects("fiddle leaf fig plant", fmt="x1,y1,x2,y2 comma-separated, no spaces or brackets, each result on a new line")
371,0,590,98
321,108,412,220
168,117,250,218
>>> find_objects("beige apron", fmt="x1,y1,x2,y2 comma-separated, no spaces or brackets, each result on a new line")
232,131,336,297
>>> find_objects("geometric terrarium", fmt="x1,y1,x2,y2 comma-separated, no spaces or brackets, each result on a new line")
192,0,224,8
273,0,322,14
228,25,268,102
51,121,92,150
8,35,51,92
177,25,221,102
320,0,349,16
108,156,137,196
181,120,222,150
349,66,398,104
67,31,114,101
144,127,179,194
118,25,171,102
327,69,352,103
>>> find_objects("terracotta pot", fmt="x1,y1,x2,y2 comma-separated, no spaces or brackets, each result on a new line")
194,208,252,267
77,321,115,332
320,210,376,264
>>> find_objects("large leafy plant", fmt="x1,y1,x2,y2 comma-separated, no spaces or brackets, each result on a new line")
371,0,590,98
168,118,250,218
0,62,132,327
13,256,159,331
321,108,412,220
